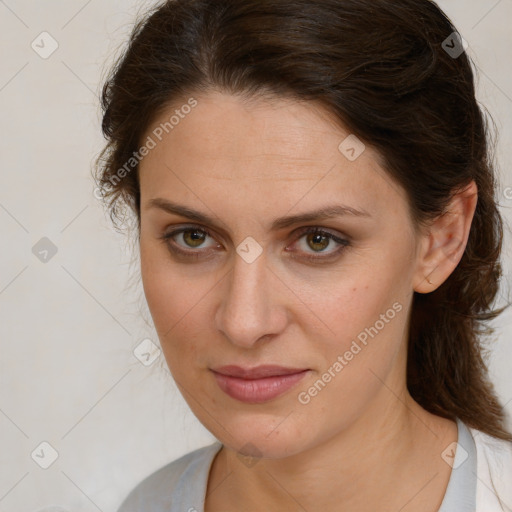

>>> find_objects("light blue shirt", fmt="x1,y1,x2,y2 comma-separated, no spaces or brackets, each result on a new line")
117,417,477,511
439,418,477,511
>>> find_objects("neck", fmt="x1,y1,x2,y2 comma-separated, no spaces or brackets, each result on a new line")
206,391,457,512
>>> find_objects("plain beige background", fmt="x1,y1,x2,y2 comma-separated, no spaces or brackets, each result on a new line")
0,1,511,510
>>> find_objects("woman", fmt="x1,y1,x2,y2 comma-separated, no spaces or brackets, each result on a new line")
94,0,512,510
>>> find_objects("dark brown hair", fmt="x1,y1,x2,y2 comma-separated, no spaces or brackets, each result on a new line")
94,0,511,440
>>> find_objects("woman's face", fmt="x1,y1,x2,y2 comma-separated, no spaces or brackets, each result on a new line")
138,91,426,458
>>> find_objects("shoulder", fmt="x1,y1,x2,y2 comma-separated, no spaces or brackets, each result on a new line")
469,426,512,511
116,441,223,512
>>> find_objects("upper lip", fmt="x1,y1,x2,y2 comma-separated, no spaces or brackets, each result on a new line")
211,365,308,379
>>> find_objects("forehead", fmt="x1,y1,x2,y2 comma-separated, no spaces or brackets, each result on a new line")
138,90,407,224
150,92,343,167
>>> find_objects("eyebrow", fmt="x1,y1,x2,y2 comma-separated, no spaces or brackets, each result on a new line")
146,198,371,231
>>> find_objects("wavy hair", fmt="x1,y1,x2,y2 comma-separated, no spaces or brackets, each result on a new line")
94,0,511,440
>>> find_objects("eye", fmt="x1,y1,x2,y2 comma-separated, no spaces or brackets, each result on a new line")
288,226,350,262
159,225,350,262
160,226,220,259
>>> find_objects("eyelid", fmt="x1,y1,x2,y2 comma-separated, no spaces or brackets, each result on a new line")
160,223,350,261
288,226,350,262
163,224,220,250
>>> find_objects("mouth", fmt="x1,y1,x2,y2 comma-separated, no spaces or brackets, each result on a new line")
210,365,310,404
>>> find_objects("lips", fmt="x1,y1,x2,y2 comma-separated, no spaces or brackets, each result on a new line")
213,365,308,379
210,365,310,403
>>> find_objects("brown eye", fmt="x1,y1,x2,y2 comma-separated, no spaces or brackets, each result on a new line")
160,225,220,259
160,225,350,263
181,229,208,248
289,227,350,263
305,232,331,252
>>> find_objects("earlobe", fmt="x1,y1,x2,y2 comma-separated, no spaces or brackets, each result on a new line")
413,181,478,294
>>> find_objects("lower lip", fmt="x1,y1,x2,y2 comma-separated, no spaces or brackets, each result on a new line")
211,370,309,404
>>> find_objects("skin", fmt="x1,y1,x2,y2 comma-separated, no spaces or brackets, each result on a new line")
138,90,478,512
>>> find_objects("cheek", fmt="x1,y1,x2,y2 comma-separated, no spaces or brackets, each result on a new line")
308,268,410,399
140,246,172,331
317,269,406,347
292,286,408,435
140,244,188,343
139,242,216,373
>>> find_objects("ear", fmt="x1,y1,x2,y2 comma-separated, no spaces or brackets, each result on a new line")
413,180,478,294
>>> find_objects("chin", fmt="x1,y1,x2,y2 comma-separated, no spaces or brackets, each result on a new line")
200,405,315,459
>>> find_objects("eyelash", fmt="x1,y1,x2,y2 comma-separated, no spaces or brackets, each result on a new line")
159,225,350,263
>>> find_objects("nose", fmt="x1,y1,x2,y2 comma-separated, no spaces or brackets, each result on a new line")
215,250,288,349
